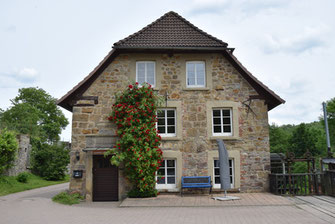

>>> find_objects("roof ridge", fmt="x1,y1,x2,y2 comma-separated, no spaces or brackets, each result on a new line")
113,11,228,48
113,11,172,47
170,11,228,47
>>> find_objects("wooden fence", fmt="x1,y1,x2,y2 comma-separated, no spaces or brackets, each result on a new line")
323,170,335,196
269,173,324,196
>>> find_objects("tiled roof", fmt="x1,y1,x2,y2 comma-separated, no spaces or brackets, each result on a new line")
113,11,228,49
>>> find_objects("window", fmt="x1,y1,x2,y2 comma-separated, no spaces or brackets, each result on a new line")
157,109,176,137
136,61,155,86
212,109,232,136
186,61,205,87
156,159,176,189
213,159,234,188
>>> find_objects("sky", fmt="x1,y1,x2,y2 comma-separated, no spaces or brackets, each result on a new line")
1,0,334,142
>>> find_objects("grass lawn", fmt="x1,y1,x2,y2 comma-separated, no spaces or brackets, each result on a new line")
0,173,69,196
52,191,84,205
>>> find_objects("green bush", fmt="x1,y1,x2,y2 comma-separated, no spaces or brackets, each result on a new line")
0,129,18,174
16,172,29,183
52,191,83,205
127,188,158,198
31,141,69,180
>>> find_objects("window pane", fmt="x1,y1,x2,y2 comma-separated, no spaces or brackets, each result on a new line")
157,177,165,184
213,110,221,117
160,161,165,168
167,126,175,134
222,110,230,116
158,126,165,134
167,160,175,167
223,126,231,133
157,110,165,117
214,126,221,133
157,118,165,125
214,160,219,167
137,63,145,84
167,118,175,125
214,168,220,175
196,63,205,86
213,118,221,125
167,177,175,184
157,169,165,175
167,110,175,117
222,118,230,124
167,168,175,175
229,160,232,167
215,177,221,184
187,63,195,86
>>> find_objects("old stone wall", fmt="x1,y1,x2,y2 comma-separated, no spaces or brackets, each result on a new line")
5,134,31,176
69,52,271,199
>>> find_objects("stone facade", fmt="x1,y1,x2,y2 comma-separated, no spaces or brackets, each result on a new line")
5,134,31,176
69,52,271,200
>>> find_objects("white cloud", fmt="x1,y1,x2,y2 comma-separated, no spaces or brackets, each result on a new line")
261,25,329,54
0,67,39,88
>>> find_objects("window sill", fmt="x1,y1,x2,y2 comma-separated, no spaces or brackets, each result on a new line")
209,136,241,141
161,136,182,141
183,87,210,91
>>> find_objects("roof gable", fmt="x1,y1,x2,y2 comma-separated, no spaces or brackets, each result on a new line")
57,11,284,112
113,11,228,49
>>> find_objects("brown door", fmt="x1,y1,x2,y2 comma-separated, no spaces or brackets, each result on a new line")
93,155,119,201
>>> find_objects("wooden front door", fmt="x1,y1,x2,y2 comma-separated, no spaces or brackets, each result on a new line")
93,155,119,201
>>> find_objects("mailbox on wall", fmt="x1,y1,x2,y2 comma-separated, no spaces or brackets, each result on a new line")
73,170,83,178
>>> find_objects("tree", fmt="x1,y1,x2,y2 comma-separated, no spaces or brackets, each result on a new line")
269,123,291,154
0,129,18,175
106,83,163,197
289,123,318,157
30,140,70,180
0,87,68,142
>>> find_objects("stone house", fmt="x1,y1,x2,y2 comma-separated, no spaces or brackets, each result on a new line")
57,11,284,201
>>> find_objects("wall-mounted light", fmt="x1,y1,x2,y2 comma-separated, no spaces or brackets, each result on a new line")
75,151,80,161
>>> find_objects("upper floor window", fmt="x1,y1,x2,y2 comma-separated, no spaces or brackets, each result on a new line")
186,61,206,87
212,108,232,136
157,109,176,137
136,61,155,87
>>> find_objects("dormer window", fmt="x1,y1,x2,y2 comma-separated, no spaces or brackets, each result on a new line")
186,61,206,87
136,61,155,87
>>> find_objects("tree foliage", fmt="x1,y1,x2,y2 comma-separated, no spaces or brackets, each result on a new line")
106,83,163,197
0,129,18,175
0,87,68,142
30,140,70,180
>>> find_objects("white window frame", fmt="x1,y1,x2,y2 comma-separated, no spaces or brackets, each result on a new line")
156,159,177,189
213,158,234,189
136,61,156,87
212,108,233,136
156,109,176,137
186,61,206,87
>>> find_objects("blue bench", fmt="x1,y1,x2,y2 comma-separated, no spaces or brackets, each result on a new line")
181,176,212,195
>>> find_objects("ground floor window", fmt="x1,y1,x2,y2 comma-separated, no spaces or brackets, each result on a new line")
156,159,176,189
213,159,234,188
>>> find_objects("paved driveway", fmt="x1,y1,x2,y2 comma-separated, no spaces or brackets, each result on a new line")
0,184,334,224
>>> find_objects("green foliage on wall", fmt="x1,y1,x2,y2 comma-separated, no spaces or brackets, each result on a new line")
106,83,163,197
0,129,18,175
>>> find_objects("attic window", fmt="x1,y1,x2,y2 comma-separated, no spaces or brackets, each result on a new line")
136,61,155,87
186,61,206,87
